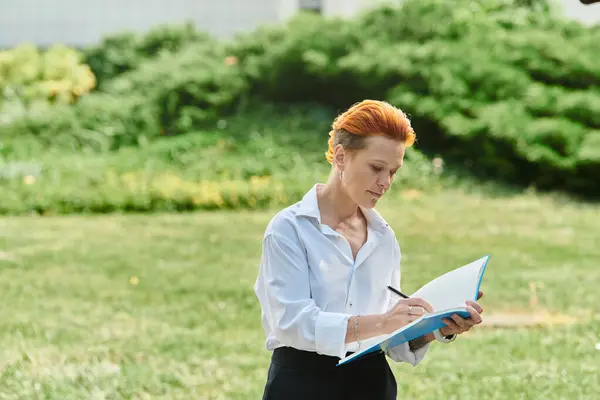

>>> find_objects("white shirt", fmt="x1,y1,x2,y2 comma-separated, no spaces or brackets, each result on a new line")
253,184,429,366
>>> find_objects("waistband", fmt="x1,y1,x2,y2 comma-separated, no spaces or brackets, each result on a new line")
271,346,384,370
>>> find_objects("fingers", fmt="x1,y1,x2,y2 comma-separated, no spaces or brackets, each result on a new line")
466,306,483,324
442,317,460,332
466,300,484,314
407,306,426,316
443,308,484,336
450,313,471,330
451,307,482,327
393,303,426,317
405,298,434,314
408,314,421,323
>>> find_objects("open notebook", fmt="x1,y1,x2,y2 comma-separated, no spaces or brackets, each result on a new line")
338,254,490,366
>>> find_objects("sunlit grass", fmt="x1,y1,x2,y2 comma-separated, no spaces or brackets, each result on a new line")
0,186,598,398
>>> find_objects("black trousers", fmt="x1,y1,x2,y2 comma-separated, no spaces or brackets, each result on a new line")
261,347,397,400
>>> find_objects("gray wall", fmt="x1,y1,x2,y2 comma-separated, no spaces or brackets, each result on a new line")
1,0,598,49
0,0,281,48
558,0,600,25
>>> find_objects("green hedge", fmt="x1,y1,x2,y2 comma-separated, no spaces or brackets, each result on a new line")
0,43,96,123
0,43,247,151
1,93,161,152
2,0,599,200
103,42,248,135
227,0,600,196
0,106,442,215
83,22,212,88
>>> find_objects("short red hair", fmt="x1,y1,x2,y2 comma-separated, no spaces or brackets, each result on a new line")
325,100,416,164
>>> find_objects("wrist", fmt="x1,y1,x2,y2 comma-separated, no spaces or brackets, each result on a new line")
379,312,392,335
439,326,451,336
423,332,435,343
433,328,456,343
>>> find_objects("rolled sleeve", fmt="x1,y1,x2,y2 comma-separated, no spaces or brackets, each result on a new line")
386,342,430,366
316,311,352,359
255,233,351,358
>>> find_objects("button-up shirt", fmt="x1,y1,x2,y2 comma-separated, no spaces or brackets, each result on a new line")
253,184,429,365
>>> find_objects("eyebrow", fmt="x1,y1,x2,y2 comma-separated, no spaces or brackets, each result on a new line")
372,159,402,169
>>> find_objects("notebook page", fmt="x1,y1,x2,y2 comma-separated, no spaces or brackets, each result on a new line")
410,256,487,312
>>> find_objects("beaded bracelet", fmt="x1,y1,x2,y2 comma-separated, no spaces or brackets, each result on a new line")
354,315,362,349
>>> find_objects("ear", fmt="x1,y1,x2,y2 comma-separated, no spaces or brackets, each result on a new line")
334,144,345,172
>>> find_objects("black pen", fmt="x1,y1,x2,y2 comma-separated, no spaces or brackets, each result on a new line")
387,285,410,299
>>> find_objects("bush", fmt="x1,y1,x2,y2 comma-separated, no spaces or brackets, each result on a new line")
2,0,599,201
0,106,444,215
0,171,298,214
84,22,213,88
1,43,248,150
104,43,249,135
349,0,600,194
222,0,600,196
222,2,593,191
0,150,440,215
1,93,160,152
0,103,444,214
0,43,95,123
228,12,369,108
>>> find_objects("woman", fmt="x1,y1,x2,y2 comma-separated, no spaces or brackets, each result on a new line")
254,100,484,399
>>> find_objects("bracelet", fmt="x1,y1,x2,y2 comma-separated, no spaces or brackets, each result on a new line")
354,315,362,349
433,328,456,343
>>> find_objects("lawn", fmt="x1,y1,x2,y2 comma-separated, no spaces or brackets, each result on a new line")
0,186,598,399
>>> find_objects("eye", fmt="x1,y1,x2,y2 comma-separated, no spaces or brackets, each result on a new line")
371,165,383,173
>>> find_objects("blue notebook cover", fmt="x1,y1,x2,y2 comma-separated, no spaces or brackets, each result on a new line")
338,254,490,366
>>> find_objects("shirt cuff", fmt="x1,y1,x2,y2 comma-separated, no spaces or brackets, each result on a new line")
386,341,430,366
315,311,352,359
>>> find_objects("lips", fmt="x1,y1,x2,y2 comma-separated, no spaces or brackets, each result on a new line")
368,190,382,198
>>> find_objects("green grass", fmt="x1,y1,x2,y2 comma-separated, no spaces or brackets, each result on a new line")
0,186,598,399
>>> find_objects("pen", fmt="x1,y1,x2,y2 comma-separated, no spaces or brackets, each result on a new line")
387,285,409,299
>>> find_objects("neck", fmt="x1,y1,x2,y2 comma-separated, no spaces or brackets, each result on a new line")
317,175,361,225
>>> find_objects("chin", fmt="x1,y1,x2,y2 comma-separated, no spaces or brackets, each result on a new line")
359,194,380,209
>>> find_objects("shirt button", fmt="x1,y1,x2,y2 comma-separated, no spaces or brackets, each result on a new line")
349,302,353,307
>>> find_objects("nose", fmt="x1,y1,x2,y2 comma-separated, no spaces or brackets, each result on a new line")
378,174,391,191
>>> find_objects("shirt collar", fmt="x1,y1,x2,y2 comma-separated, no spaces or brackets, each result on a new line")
295,184,391,235
295,184,322,222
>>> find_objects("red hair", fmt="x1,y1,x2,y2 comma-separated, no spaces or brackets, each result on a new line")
325,100,416,164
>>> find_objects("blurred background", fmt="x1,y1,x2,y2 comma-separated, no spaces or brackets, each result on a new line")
0,0,599,398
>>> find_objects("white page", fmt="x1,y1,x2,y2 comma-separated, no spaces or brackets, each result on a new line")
410,256,487,312
340,255,489,366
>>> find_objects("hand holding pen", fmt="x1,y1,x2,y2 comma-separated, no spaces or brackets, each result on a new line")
382,286,433,334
